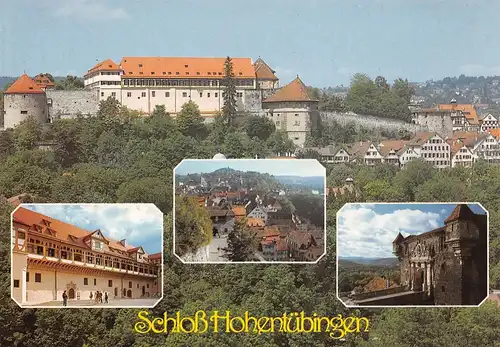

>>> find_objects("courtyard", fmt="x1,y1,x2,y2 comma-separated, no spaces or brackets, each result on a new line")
28,297,160,307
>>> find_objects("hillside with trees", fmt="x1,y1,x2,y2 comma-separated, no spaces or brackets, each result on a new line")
0,95,499,345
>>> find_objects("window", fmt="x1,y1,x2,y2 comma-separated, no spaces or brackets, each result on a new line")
137,284,139,288
152,91,156,97
207,92,211,97
129,281,132,288
165,92,170,97
108,280,113,287
26,272,29,282
35,273,41,283
94,278,97,285
183,92,188,97
14,280,19,288
36,246,43,255
127,92,132,97
215,93,218,97
111,92,116,97
141,92,146,97
47,248,55,257
84,278,88,285
199,92,203,97
441,286,445,292
147,284,149,288
21,111,28,115
101,92,104,97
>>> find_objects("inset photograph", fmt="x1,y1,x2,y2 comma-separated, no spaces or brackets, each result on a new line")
11,204,163,308
337,203,488,307
174,159,326,263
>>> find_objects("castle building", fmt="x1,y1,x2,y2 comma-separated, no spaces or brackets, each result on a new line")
83,57,279,117
263,76,319,147
33,74,56,91
2,74,48,129
11,207,161,306
392,204,487,306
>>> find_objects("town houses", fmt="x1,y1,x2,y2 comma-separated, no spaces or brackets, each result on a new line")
176,176,324,262
309,128,500,169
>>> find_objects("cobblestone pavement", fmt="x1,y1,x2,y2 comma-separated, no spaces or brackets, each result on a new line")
28,298,160,307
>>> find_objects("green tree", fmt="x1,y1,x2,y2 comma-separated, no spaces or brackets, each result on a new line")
222,56,237,125
13,116,43,151
222,218,258,261
96,96,121,118
116,177,171,213
392,78,415,103
175,100,207,139
174,195,212,256
243,115,275,141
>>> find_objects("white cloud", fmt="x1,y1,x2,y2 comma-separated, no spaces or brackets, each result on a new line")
459,64,500,76
23,204,163,253
440,208,447,215
338,204,441,258
41,0,129,21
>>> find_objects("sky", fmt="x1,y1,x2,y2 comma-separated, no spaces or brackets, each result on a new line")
2,0,500,87
175,159,326,177
337,203,487,258
22,204,163,254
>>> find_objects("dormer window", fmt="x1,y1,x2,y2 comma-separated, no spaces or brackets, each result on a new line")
93,239,104,251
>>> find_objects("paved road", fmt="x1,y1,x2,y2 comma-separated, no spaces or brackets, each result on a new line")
29,298,160,307
208,234,228,261
208,235,266,262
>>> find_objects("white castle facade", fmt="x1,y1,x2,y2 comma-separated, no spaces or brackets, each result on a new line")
2,57,319,147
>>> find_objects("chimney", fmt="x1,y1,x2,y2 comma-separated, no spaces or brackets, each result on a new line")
120,239,127,247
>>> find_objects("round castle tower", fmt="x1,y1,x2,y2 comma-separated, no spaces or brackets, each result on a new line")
3,74,48,129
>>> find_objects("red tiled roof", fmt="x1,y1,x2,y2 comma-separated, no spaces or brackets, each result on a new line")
85,59,121,77
33,74,55,88
286,230,316,248
148,252,161,260
119,57,255,79
378,140,409,156
489,128,500,140
13,207,145,254
254,58,278,81
444,204,477,224
263,77,318,103
438,104,479,125
247,218,265,227
5,74,45,94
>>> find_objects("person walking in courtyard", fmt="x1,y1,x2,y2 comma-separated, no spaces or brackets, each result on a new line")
104,292,108,304
89,292,93,301
95,291,100,304
62,291,68,307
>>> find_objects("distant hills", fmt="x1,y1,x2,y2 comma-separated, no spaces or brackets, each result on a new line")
339,256,399,267
0,76,82,90
274,175,324,191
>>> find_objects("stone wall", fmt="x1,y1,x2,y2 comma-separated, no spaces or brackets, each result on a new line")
352,286,406,300
415,113,453,138
180,245,210,262
3,93,48,129
321,111,424,134
46,90,99,119
356,291,429,306
243,89,277,115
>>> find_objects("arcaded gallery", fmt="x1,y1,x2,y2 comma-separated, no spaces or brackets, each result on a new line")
11,207,162,306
